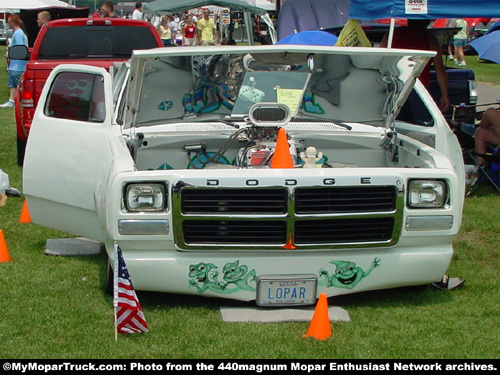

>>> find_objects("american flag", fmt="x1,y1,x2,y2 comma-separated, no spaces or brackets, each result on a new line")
113,244,149,334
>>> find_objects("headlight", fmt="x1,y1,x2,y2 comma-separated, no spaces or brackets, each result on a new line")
124,183,166,212
408,180,446,208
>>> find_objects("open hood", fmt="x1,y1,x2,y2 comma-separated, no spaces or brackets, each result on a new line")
123,45,434,130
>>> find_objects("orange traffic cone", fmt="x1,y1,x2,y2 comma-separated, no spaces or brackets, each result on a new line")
20,200,31,223
303,293,332,340
271,128,294,169
0,230,11,263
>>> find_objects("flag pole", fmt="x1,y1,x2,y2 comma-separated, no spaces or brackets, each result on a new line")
387,17,395,48
114,306,118,341
113,242,119,341
112,243,149,334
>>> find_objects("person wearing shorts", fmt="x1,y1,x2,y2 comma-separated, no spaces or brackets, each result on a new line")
182,15,197,46
1,14,28,108
197,9,219,46
452,18,469,66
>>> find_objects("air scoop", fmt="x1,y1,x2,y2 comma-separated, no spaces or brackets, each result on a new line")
249,102,292,127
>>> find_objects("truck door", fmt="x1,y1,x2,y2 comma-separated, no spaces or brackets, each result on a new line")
23,65,115,242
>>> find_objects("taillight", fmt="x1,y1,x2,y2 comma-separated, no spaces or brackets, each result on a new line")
21,79,35,108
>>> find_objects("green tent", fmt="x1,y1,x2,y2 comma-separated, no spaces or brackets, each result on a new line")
144,0,269,16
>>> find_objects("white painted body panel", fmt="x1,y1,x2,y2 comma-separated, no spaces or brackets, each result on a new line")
23,46,464,304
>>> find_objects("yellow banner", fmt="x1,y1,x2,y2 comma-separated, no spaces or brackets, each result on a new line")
335,19,371,47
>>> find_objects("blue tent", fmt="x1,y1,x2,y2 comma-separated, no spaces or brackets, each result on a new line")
277,0,350,40
349,0,500,20
276,30,338,46
469,30,500,64
486,20,500,35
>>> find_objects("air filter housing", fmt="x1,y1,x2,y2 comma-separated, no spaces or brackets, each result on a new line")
249,102,292,127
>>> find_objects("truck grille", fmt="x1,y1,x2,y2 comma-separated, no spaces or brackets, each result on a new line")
294,218,394,244
183,220,287,244
174,183,401,249
182,188,287,214
295,186,396,213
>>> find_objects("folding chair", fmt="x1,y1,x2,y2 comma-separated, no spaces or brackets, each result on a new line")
464,149,500,197
452,102,500,196
451,102,499,150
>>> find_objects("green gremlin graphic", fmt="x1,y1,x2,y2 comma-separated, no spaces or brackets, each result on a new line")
189,261,256,294
319,258,381,289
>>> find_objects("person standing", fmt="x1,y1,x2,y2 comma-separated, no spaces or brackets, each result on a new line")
452,18,469,66
100,2,116,18
182,14,197,46
37,11,51,28
446,18,457,61
132,2,143,20
158,16,175,46
197,9,219,46
167,15,176,35
173,14,181,35
1,15,28,108
380,19,449,112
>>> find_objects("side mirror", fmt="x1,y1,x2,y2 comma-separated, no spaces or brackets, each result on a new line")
8,45,29,60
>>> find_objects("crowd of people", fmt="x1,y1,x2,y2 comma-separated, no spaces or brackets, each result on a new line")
152,7,240,47
93,2,234,46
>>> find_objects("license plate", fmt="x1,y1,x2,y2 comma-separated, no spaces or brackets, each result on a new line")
256,274,317,306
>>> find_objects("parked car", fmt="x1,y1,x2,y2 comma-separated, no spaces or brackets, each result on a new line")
0,19,13,45
23,45,465,306
0,19,7,44
465,18,500,55
12,17,163,166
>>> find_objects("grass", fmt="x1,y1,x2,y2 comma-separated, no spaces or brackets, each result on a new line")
0,46,499,359
462,55,500,86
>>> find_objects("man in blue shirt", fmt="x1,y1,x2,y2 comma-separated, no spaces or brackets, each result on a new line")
1,14,28,108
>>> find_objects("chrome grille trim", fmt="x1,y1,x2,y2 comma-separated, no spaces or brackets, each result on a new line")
172,182,403,250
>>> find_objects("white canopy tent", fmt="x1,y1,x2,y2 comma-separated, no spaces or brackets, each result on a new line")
248,0,275,11
0,0,70,13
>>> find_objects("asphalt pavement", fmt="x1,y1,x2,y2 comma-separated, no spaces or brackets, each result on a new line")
477,83,500,105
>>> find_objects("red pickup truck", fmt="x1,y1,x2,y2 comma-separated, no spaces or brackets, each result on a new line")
13,17,163,165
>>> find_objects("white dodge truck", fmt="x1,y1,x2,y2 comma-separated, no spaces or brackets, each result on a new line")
23,45,465,306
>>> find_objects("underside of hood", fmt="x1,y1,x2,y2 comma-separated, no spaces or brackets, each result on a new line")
124,45,434,130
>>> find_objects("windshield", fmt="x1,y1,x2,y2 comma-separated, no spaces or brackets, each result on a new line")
128,49,429,128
